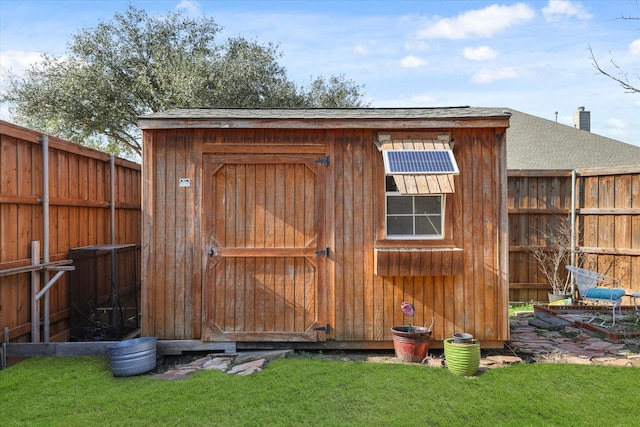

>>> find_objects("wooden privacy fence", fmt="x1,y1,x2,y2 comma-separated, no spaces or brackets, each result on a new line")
509,166,640,302
0,121,141,344
2,118,638,346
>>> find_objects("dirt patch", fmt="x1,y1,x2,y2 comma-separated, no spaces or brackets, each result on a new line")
151,346,533,373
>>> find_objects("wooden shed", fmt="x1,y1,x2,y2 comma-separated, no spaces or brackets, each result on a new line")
138,108,510,349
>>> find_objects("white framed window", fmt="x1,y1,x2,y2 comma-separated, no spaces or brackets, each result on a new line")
385,177,444,239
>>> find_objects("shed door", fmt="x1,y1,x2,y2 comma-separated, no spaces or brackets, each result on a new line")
202,154,326,342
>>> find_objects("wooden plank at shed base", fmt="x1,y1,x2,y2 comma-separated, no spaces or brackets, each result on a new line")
237,340,506,351
157,340,236,355
3,340,237,358
4,342,117,357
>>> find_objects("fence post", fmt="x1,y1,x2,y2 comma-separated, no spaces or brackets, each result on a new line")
30,241,41,343
570,169,577,300
110,155,116,245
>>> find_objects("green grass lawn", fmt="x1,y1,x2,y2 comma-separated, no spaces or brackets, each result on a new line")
509,303,535,317
1,355,639,426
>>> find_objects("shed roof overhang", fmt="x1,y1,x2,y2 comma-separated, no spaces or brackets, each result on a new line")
138,107,511,130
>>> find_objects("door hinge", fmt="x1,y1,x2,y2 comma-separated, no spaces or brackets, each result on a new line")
314,156,330,167
314,324,331,333
314,247,330,257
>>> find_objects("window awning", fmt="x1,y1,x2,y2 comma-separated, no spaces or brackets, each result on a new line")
378,133,458,195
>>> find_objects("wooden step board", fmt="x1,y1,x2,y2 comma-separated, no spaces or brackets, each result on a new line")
1,340,237,369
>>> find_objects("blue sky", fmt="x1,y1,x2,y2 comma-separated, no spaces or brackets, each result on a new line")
1,0,639,146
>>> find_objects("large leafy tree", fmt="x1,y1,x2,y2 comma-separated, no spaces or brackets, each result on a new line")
1,5,367,157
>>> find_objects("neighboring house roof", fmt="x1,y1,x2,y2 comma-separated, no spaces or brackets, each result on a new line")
501,108,640,170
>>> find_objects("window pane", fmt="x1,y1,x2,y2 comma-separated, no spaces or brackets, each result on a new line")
415,196,441,214
415,215,441,235
388,216,413,235
387,196,413,214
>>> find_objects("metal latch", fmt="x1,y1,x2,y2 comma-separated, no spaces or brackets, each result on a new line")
314,156,330,167
314,324,331,333
314,247,330,257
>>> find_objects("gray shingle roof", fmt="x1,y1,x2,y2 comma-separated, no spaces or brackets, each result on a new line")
139,106,508,121
139,107,640,170
501,108,640,170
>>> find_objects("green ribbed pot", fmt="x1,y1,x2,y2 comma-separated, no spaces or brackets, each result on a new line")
444,338,480,376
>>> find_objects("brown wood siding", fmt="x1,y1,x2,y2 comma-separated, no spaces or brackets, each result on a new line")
201,158,321,341
142,129,328,341
142,125,509,346
374,248,464,276
142,129,201,339
328,127,508,344
1,121,141,343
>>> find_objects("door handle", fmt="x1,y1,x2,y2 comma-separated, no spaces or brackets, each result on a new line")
207,247,216,257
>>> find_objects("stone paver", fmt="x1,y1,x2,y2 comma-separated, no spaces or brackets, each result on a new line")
151,313,640,379
152,350,292,380
227,359,266,375
202,357,231,371
507,312,640,366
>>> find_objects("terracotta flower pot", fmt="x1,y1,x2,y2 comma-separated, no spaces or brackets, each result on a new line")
391,326,431,363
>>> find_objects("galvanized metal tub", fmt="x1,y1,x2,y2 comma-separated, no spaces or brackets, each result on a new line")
107,337,157,377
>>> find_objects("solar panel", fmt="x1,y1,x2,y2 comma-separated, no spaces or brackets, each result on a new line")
383,150,459,175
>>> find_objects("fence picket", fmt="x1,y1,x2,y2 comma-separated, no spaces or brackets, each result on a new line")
0,121,140,342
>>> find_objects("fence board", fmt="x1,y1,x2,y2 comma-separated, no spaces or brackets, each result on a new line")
3,121,639,340
509,167,640,302
0,121,141,343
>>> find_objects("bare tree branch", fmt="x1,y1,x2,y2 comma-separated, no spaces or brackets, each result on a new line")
589,45,640,94
528,215,575,295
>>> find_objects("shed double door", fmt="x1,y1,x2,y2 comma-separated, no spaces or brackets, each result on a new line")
202,154,326,342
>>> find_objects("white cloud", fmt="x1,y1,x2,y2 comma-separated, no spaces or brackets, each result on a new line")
601,126,626,139
1,51,46,121
0,50,44,74
463,46,499,61
606,118,627,129
175,0,202,16
400,55,429,68
416,3,535,39
353,44,369,56
630,39,640,56
542,1,592,22
471,67,520,83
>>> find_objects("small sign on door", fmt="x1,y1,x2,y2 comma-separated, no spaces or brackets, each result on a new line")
179,178,191,187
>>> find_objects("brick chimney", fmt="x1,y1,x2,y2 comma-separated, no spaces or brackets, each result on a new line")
573,106,590,132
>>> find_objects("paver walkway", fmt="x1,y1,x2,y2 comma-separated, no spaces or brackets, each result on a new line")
506,312,640,367
151,350,293,380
